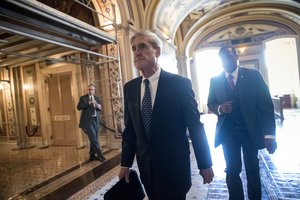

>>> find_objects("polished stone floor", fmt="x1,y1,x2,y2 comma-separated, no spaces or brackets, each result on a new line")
0,109,300,200
0,135,121,200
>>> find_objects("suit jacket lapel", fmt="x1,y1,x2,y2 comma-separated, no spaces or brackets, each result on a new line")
84,95,94,113
131,77,149,141
148,70,167,141
237,68,247,105
216,72,228,102
131,77,142,116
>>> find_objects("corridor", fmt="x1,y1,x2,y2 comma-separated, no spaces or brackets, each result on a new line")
0,109,300,200
1,1,300,200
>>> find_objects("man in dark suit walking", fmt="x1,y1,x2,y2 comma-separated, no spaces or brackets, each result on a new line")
77,83,105,162
207,46,277,200
118,30,214,200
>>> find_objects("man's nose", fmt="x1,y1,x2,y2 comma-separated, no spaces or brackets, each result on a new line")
133,49,142,56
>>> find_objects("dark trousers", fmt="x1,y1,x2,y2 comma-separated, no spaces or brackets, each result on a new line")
146,182,187,200
222,128,261,200
146,175,187,200
148,194,186,200
83,117,102,158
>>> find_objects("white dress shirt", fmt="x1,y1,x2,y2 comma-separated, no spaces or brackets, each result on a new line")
140,67,161,109
225,67,239,85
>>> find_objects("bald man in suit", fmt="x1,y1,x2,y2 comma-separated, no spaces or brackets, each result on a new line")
118,30,214,200
207,46,277,200
77,84,105,162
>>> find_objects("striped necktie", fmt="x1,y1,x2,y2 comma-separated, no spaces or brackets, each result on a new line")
228,74,235,89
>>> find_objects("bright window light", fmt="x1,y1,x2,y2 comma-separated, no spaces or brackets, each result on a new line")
265,37,300,106
195,48,223,113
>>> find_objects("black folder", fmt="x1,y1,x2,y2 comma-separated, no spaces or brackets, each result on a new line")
103,169,146,200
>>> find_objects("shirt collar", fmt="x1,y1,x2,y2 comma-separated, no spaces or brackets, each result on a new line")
142,67,161,83
225,66,239,80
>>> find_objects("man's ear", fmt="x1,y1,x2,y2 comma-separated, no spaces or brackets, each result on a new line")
155,47,161,57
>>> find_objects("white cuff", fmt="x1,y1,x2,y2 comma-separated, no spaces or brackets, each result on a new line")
217,105,222,115
265,135,276,139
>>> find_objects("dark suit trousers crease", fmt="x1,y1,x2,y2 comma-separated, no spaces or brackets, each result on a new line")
222,128,261,200
83,117,103,157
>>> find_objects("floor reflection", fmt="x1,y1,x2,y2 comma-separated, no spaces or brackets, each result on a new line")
201,113,226,177
271,109,300,173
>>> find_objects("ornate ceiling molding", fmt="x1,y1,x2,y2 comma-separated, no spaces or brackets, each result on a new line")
180,1,300,57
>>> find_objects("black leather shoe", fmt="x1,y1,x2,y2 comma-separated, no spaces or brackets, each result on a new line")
89,155,98,162
98,155,106,162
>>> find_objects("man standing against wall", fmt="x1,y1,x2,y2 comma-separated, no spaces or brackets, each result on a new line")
77,83,105,162
207,45,277,200
118,30,214,200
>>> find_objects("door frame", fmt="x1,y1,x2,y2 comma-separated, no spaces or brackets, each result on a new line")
39,63,84,147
